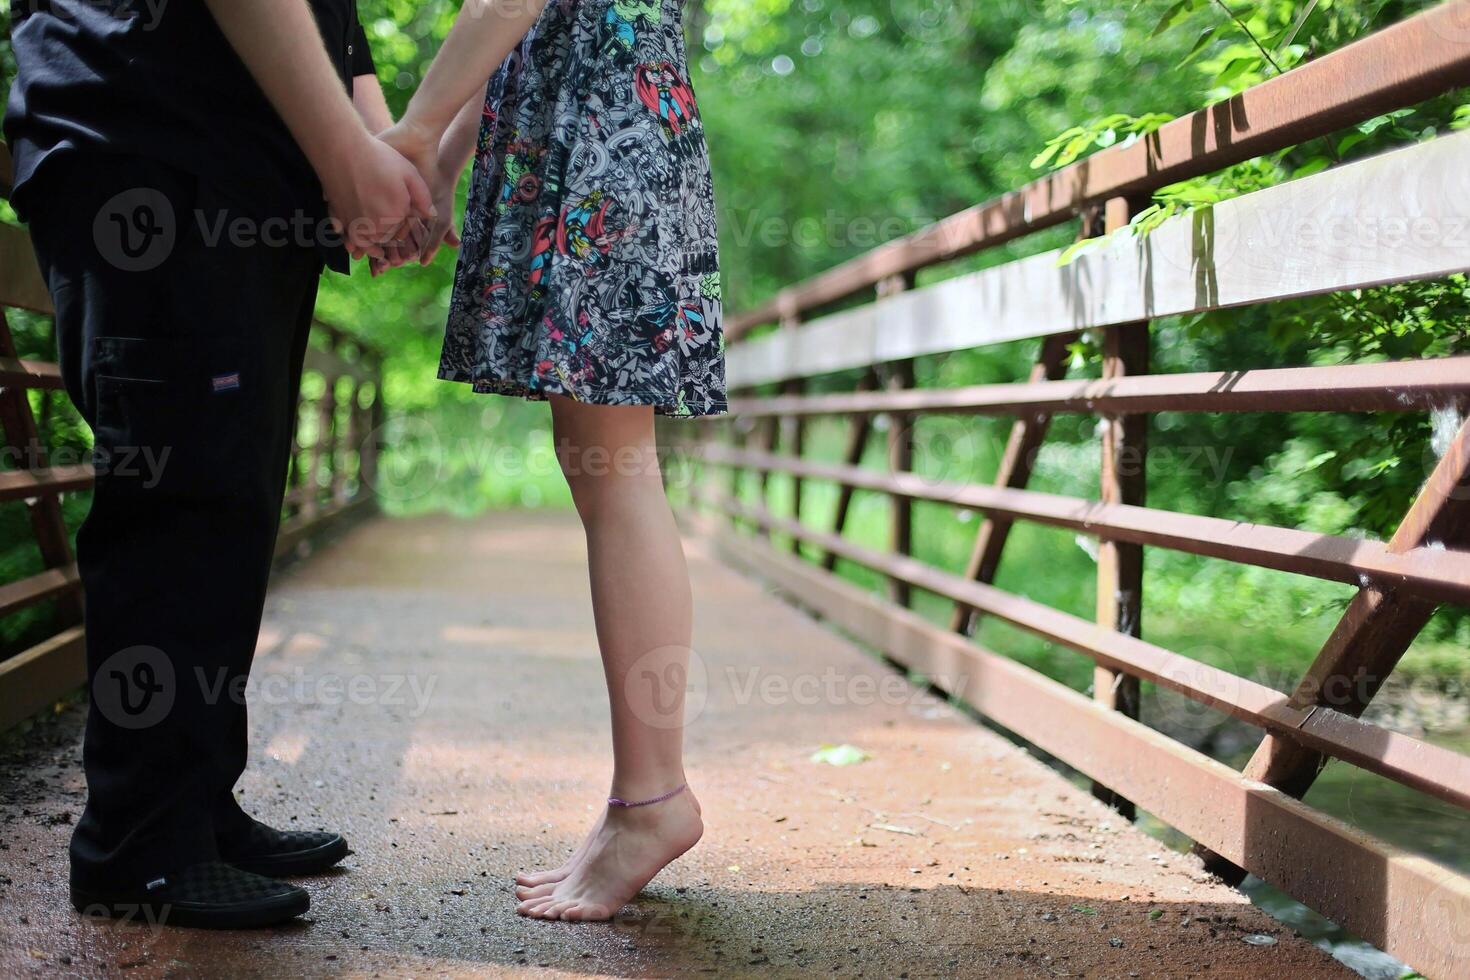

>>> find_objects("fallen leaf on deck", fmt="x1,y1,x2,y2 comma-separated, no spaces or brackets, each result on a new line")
869,822,921,837
810,744,870,766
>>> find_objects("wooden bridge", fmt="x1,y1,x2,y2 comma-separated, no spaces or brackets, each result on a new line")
4,3,1470,977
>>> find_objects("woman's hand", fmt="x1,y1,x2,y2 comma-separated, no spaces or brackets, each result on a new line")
418,157,465,267
378,116,440,184
324,130,435,263
366,117,448,273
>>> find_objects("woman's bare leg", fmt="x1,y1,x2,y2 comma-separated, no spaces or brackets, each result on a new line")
515,396,703,921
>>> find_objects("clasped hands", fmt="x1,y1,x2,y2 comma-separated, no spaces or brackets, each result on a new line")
321,118,462,275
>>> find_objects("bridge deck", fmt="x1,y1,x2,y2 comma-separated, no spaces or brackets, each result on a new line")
0,512,1346,977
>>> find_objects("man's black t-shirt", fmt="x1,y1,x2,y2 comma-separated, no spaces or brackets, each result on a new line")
4,0,376,241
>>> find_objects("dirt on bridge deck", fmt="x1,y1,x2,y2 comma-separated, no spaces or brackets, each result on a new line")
0,512,1349,978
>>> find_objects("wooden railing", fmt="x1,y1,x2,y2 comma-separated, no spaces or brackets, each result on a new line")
0,148,384,730
688,3,1470,976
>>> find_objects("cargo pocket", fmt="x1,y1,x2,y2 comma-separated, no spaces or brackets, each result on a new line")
93,337,179,496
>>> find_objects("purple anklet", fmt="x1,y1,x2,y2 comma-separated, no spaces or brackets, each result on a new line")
607,783,687,808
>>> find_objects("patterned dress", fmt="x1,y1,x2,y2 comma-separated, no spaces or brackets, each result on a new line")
439,0,726,418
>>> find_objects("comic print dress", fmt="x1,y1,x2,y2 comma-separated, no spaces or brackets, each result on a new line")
439,0,726,418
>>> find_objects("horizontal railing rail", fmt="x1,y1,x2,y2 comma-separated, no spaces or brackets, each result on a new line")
690,4,1470,977
0,145,385,730
727,0,1470,339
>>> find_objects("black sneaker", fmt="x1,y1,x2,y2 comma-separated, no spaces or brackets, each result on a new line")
71,861,309,930
219,819,350,877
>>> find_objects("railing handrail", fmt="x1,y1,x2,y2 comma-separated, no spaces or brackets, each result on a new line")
698,6,1470,977
727,0,1470,338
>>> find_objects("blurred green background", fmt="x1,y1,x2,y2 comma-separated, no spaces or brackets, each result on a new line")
327,0,1470,693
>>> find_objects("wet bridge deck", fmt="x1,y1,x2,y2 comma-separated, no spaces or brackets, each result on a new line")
0,512,1346,977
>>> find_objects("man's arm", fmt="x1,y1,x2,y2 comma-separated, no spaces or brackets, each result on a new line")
351,19,393,133
351,75,422,272
353,76,395,135
201,0,432,257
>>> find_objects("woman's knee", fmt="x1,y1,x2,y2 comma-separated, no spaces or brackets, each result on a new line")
562,463,665,525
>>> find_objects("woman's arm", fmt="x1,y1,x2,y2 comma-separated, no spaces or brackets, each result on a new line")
414,95,484,266
382,0,548,171
405,0,548,139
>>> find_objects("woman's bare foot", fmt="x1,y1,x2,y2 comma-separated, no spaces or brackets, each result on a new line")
514,791,704,900
514,810,605,895
515,789,703,921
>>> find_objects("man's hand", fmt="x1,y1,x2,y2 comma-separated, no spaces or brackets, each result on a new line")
376,118,463,266
200,0,436,261
323,133,436,261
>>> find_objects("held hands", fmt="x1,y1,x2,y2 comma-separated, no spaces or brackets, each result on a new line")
321,130,437,264
322,113,467,275
375,118,465,271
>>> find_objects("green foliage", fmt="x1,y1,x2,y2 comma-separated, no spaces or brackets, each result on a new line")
1031,112,1175,171
1,1,1466,670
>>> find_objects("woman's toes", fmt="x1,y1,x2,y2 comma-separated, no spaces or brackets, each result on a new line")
516,896,556,918
515,869,560,887
546,900,578,920
515,882,557,901
562,902,613,922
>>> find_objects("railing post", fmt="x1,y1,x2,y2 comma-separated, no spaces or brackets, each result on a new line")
754,409,779,540
951,330,1076,635
1196,415,1470,882
1092,196,1146,818
0,311,81,624
345,370,368,502
778,311,804,552
879,273,916,607
302,335,340,521
331,372,356,507
822,368,880,572
361,351,384,499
